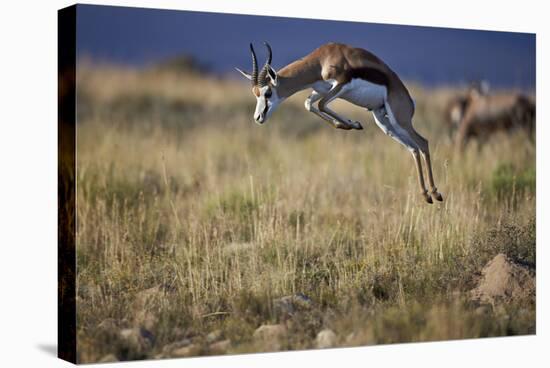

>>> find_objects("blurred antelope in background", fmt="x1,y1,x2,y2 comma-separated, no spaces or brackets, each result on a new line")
236,42,443,204
446,82,535,149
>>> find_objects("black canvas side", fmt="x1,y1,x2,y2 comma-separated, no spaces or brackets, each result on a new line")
58,4,77,364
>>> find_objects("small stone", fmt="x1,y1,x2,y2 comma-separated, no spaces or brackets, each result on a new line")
253,324,287,350
316,329,337,349
119,329,133,339
209,339,231,354
171,344,198,358
99,354,118,363
206,329,222,343
118,327,155,355
161,338,192,355
253,324,287,340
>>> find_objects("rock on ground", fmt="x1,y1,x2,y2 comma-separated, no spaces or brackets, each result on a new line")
98,354,119,363
206,329,223,343
171,344,199,358
316,329,337,349
161,338,192,356
118,327,155,356
209,339,231,354
471,253,535,305
253,324,287,350
253,324,287,340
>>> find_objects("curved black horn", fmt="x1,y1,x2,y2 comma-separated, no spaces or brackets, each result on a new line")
258,42,273,87
250,43,258,86
264,41,272,65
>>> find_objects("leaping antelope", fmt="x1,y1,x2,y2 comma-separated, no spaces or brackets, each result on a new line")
236,42,443,203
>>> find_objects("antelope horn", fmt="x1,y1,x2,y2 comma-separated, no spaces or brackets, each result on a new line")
264,41,272,65
258,42,273,87
250,43,258,86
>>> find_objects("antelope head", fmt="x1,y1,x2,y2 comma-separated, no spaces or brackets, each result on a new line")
468,80,490,99
449,81,490,127
236,42,282,124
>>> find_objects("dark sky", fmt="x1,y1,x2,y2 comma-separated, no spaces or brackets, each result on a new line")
76,4,536,89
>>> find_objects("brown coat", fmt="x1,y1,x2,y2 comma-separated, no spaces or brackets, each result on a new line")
277,43,415,123
455,92,535,148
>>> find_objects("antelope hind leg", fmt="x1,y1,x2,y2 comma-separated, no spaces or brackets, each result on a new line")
406,122,443,202
373,105,432,204
421,151,443,202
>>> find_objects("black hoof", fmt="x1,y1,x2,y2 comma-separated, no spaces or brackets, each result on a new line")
335,123,352,130
433,192,443,202
424,195,433,204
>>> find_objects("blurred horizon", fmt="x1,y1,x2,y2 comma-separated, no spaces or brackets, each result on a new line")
75,4,536,90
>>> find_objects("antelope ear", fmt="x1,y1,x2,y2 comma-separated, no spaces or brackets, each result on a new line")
479,80,490,95
266,65,278,86
235,67,253,81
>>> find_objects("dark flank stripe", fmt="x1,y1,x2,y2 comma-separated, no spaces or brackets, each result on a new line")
349,66,390,86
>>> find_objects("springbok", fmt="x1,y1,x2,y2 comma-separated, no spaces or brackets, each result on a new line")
448,83,536,149
236,42,443,204
446,81,490,131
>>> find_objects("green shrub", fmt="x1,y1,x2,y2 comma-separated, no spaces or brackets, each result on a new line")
490,163,535,199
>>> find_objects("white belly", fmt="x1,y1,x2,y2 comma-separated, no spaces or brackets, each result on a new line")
341,78,387,110
311,80,335,94
310,78,387,110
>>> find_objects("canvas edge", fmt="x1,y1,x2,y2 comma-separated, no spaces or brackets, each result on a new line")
58,4,77,364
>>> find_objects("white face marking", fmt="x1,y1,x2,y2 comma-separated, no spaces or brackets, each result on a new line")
450,105,463,125
254,85,282,124
340,78,387,110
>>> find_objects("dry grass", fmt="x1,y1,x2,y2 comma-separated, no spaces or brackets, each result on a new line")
74,64,535,363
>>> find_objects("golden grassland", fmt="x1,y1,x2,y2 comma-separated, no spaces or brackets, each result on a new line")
74,64,535,363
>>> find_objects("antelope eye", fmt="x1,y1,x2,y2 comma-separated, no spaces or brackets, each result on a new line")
264,89,272,98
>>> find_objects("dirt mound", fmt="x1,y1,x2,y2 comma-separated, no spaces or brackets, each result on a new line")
471,253,535,305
